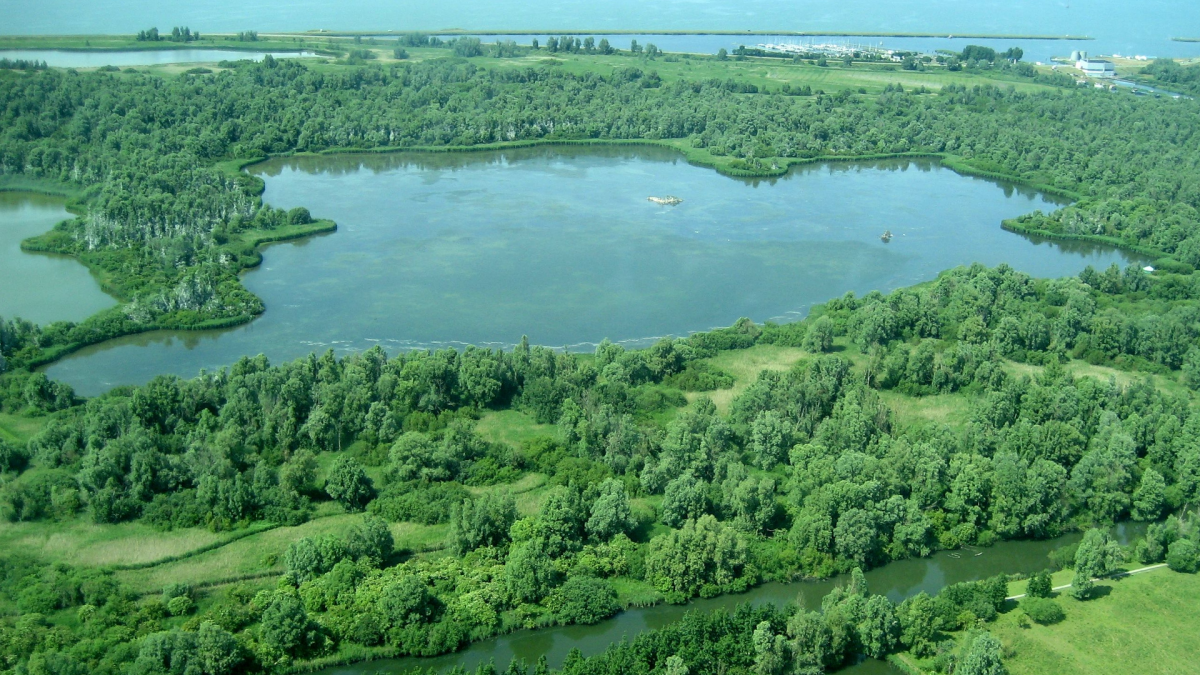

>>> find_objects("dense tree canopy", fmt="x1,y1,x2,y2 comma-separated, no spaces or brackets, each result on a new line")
1,48,1199,675
0,55,1198,366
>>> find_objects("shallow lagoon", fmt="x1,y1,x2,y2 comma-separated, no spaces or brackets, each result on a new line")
45,146,1142,395
0,192,115,325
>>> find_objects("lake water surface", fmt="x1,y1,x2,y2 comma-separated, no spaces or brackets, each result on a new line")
0,192,114,325
42,146,1142,396
0,49,317,68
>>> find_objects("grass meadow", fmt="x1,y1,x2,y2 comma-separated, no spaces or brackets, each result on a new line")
995,567,1200,675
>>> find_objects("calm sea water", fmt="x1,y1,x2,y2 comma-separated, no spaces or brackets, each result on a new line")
41,147,1141,395
0,193,114,325
4,0,1199,62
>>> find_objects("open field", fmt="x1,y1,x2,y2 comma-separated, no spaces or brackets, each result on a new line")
113,512,448,591
477,51,1064,96
994,568,1200,675
686,344,808,414
467,472,550,516
878,391,973,427
896,564,1192,675
475,409,555,451
0,413,47,444
0,518,232,568
1004,359,1187,396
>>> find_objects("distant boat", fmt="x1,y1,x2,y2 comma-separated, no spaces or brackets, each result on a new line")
880,230,893,242
648,196,683,206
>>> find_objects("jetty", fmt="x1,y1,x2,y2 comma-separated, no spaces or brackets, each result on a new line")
648,196,683,206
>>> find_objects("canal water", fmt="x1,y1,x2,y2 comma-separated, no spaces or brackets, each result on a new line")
0,192,115,326
40,146,1144,396
323,525,1146,675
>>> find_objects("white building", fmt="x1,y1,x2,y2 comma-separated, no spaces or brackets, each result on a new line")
1077,58,1116,78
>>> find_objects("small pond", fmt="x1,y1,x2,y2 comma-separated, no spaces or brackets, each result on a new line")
43,146,1144,395
0,192,115,325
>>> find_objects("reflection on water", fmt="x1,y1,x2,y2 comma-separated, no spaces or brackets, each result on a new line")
0,193,116,325
46,146,1144,396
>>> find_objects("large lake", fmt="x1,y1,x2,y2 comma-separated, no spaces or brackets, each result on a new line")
0,192,114,326
4,0,1199,63
0,49,317,68
42,146,1141,396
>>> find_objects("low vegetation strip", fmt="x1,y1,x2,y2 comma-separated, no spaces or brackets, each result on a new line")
108,522,283,571
287,30,1094,40
132,571,281,598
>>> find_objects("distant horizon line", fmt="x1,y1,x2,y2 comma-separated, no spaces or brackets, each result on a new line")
0,30,1096,41
279,29,1094,40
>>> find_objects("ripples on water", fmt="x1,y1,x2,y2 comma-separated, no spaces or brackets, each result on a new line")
39,147,1145,395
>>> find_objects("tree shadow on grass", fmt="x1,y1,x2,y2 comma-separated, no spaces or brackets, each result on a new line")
1082,584,1114,600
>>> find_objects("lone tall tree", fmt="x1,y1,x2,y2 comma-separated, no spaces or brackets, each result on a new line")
1071,528,1123,600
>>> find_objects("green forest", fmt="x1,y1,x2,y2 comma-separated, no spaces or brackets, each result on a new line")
5,261,1200,675
1,42,1200,675
0,53,1198,365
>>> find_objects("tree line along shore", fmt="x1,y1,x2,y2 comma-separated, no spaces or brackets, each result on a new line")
1,37,1200,675
0,48,1196,366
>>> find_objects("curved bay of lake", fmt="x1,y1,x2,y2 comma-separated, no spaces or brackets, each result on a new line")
0,192,115,326
45,146,1142,395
